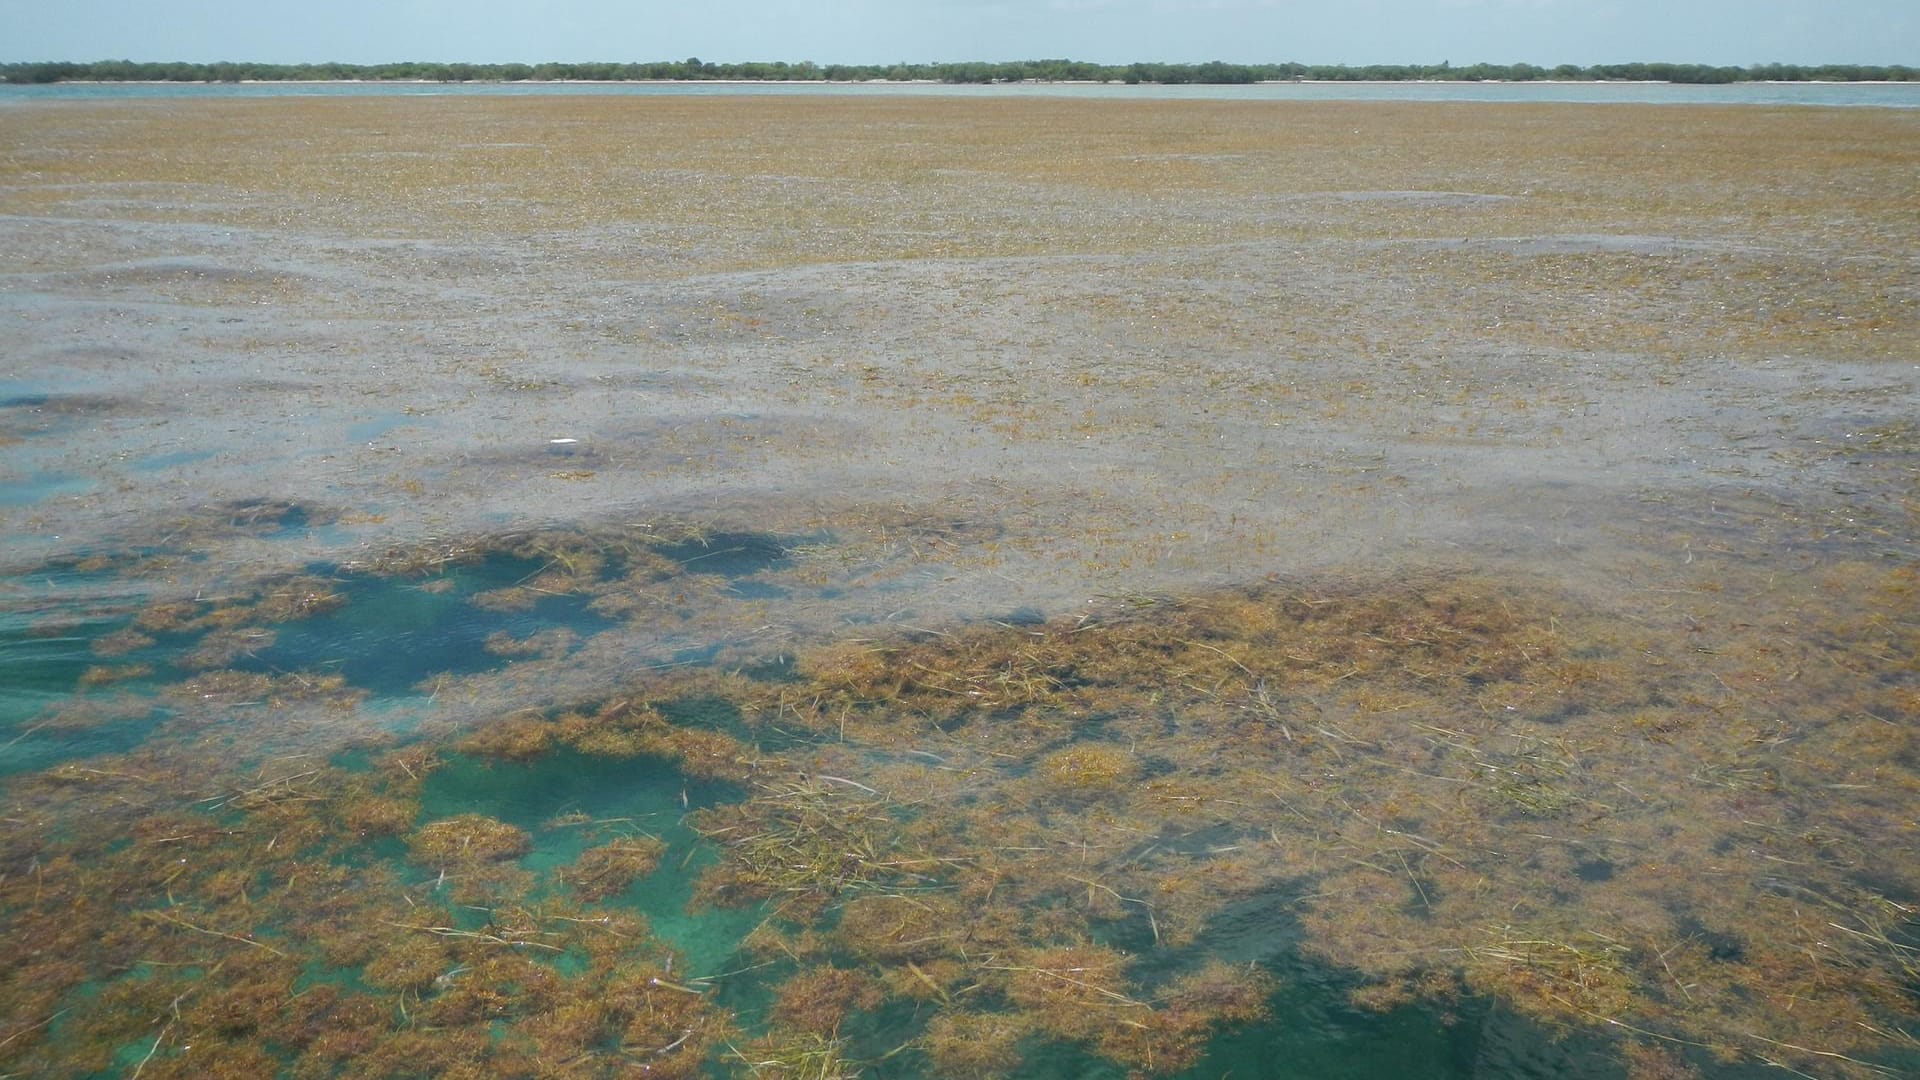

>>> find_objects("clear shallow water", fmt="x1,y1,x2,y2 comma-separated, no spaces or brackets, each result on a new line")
1,395,98,506
0,471,92,506
0,619,162,774
419,748,762,977
129,449,219,473
3,79,1918,107
235,555,616,697
7,537,1908,1080
0,546,1688,1079
405,738,1631,1080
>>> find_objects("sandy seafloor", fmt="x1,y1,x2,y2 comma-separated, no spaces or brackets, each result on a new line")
1,96,1917,1078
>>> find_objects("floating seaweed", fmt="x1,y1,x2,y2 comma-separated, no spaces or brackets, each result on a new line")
3,543,1917,1079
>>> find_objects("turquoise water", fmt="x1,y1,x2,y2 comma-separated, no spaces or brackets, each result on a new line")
405,745,1632,1080
129,449,218,473
3,79,1918,107
2,544,1906,1079
1,395,97,506
0,553,1583,1077
420,748,763,978
0,471,92,506
0,524,823,773
0,618,165,774
237,557,615,697
0,554,159,774
0,551,616,771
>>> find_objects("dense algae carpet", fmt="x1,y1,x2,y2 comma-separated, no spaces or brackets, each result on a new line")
1,520,1916,1079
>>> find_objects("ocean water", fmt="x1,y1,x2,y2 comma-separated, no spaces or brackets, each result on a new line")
1,89,1915,1080
3,519,1913,1079
0,547,1623,1078
3,78,1918,108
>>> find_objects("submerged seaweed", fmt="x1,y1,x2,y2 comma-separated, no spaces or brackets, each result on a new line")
2,533,1916,1079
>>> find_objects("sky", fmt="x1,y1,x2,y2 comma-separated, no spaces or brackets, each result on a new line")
1,0,1914,67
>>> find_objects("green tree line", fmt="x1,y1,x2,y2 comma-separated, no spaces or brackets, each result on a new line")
4,57,1914,86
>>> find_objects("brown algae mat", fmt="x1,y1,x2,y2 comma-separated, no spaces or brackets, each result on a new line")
0,96,1917,1078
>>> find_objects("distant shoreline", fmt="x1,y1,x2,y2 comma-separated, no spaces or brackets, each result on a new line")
7,58,1914,89
18,77,1917,88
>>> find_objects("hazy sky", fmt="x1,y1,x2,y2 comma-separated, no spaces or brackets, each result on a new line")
2,1,1913,66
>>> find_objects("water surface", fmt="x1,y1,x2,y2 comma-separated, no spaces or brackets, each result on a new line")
4,78,1917,107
